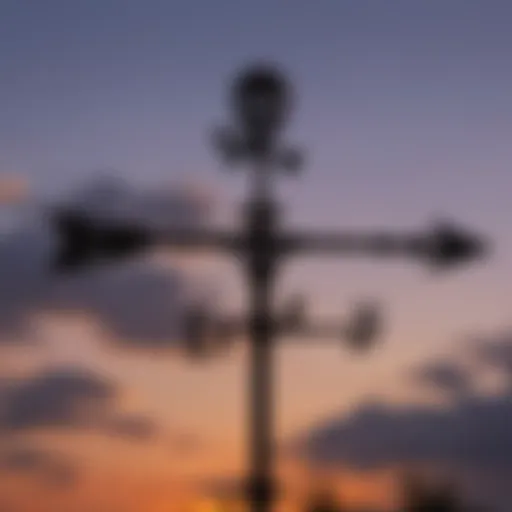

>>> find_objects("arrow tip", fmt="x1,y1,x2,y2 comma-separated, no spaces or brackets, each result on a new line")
430,223,489,268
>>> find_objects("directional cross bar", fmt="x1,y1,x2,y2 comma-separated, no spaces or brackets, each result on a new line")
181,299,381,359
282,223,487,267
53,209,486,272
52,210,237,270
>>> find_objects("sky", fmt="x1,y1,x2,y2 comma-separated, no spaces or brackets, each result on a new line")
0,1,511,510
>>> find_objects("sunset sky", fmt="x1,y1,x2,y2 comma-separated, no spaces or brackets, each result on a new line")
0,1,511,510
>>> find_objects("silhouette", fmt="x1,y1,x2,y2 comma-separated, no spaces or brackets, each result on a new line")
51,63,488,512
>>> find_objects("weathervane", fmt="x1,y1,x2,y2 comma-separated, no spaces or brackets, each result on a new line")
52,63,487,512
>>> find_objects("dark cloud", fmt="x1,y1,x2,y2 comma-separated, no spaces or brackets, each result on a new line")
0,446,77,486
295,331,512,512
0,368,112,430
0,367,156,440
299,332,512,475
0,174,213,346
58,174,211,230
0,227,52,337
412,360,473,396
300,394,512,473
49,264,189,346
473,331,512,379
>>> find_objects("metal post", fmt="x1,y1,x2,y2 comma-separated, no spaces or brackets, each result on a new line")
246,192,278,512
248,269,274,512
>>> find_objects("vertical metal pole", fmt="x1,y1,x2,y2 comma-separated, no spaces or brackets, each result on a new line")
246,187,277,512
248,269,274,512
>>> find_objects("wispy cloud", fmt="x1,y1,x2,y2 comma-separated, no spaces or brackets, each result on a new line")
296,329,512,508
0,445,77,487
0,366,157,440
473,330,512,381
0,174,214,347
411,359,474,397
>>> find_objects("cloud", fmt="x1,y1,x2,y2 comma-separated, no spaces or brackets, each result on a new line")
56,174,212,230
49,264,190,346
412,360,473,396
0,366,156,440
0,174,214,346
299,395,512,473
0,367,112,430
0,446,77,486
473,330,512,379
299,331,512,475
0,226,52,337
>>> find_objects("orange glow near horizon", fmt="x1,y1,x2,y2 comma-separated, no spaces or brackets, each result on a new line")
0,318,442,512
0,451,403,512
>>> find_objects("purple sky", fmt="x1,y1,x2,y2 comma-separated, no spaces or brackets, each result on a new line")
0,1,511,504
1,0,510,376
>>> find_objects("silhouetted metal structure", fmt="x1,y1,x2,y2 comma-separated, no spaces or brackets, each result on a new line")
52,63,487,512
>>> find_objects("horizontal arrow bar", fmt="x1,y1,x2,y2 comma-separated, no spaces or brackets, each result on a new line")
282,231,423,255
157,229,238,251
52,211,486,271
281,223,487,268
52,210,238,270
